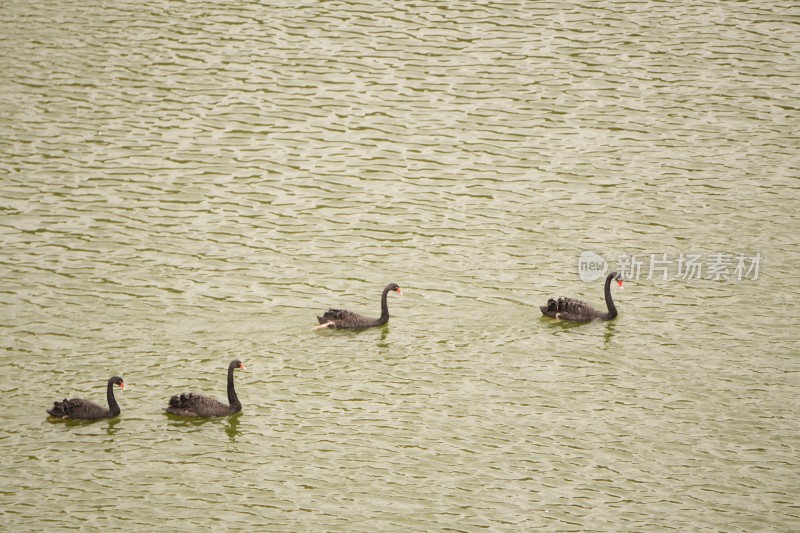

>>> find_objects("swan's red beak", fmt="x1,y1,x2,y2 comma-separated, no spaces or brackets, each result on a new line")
396,287,403,295
119,382,126,390
617,279,624,290
239,363,247,370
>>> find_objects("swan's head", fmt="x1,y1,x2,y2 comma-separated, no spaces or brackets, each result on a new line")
230,360,246,371
612,272,624,289
111,376,125,390
386,283,403,296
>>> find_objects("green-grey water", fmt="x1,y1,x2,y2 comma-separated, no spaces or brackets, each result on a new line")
1,0,798,531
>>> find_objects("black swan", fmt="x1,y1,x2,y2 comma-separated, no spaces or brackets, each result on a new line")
540,271,623,322
47,376,125,420
165,360,246,417
314,283,403,330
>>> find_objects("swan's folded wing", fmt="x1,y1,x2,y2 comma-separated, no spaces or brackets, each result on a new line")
558,297,588,312
319,308,351,322
317,309,378,329
168,393,229,416
557,297,603,319
63,398,109,419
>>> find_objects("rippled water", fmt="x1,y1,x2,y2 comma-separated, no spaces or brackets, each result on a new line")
1,0,799,530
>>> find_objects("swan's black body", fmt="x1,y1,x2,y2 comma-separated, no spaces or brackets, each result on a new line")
541,272,623,322
316,283,402,330
47,376,125,420
165,360,245,417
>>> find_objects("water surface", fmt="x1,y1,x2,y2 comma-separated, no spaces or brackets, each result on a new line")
1,0,798,531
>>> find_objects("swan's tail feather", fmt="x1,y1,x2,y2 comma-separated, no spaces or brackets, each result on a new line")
47,400,68,417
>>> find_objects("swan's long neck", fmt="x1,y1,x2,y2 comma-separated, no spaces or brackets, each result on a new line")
603,273,618,320
106,379,121,416
227,364,240,409
378,287,391,323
